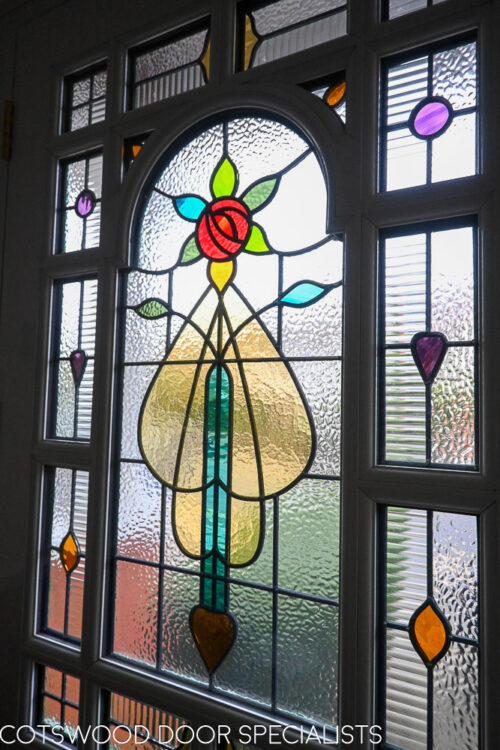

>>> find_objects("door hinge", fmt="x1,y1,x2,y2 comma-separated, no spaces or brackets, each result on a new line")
2,100,14,161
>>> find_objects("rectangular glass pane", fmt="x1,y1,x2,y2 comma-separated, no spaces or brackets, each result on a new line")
381,507,479,750
379,220,477,468
385,0,449,19
40,468,89,644
36,666,80,745
112,115,342,728
49,278,97,440
241,0,347,69
130,27,209,109
64,65,107,132
58,152,103,252
380,36,477,190
107,691,188,749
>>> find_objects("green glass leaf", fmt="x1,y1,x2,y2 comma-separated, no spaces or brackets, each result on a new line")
211,156,237,198
279,281,335,307
244,224,273,254
134,298,169,319
241,177,278,211
180,235,201,265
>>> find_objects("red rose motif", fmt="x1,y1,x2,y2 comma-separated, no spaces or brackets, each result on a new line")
197,199,250,261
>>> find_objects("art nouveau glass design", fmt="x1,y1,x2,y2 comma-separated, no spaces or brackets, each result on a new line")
113,115,342,725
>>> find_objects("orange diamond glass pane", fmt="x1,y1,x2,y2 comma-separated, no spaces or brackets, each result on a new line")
411,602,447,664
60,532,79,573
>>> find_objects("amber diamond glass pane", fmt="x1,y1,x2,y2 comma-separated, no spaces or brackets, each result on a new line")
60,531,79,573
409,598,450,666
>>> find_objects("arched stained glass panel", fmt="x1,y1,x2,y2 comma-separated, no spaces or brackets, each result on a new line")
112,115,343,727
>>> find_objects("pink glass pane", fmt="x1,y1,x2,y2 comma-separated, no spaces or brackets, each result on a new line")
415,335,445,381
413,101,451,137
75,189,95,217
69,349,87,385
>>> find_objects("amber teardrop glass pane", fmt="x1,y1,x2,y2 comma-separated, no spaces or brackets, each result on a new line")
190,605,236,673
60,531,79,574
409,598,450,666
326,81,346,108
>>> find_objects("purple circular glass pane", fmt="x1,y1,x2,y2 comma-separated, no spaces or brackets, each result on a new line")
75,189,96,218
413,101,451,137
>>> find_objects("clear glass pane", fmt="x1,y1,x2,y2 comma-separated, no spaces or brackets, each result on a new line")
385,629,427,750
386,507,427,624
385,348,426,462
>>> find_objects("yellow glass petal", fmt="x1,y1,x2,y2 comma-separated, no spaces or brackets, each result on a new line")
226,360,261,498
200,39,210,80
243,15,259,70
412,603,447,663
229,498,262,566
60,532,79,573
222,287,277,359
173,490,203,557
210,260,234,292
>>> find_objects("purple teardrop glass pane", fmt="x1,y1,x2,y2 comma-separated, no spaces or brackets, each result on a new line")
75,189,96,218
413,101,451,137
70,349,87,386
414,335,445,382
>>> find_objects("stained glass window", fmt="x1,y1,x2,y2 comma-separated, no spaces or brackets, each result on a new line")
39,468,88,642
380,35,477,191
379,507,479,750
129,25,210,110
307,73,346,123
57,152,103,253
382,0,449,20
238,0,348,70
48,278,97,440
112,115,342,728
62,65,107,132
378,219,477,468
36,666,80,745
107,692,189,749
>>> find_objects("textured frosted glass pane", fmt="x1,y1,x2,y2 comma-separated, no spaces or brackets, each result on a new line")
135,31,206,81
431,113,476,183
63,209,84,253
134,65,204,108
433,43,476,110
279,479,339,598
51,468,72,547
431,345,475,465
386,508,427,623
126,270,170,307
232,499,273,586
431,227,474,341
433,513,478,639
72,78,90,106
292,360,341,475
138,189,197,273
65,160,86,204
385,629,427,750
253,12,347,67
120,366,156,459
215,586,273,705
386,128,427,190
75,354,94,439
94,70,107,97
277,598,338,726
252,0,344,34
388,0,427,18
117,462,161,563
114,561,159,666
67,557,85,639
55,361,75,437
47,551,66,632
161,571,209,685
233,252,279,313
124,310,168,363
387,57,428,126
433,642,479,750
385,234,426,345
59,283,81,356
385,349,426,462
70,106,89,130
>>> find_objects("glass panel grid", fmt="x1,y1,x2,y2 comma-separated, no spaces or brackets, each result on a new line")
40,468,89,643
36,665,80,745
382,0,450,21
129,24,210,110
57,152,103,253
63,64,107,132
48,278,98,440
239,0,348,70
380,34,477,191
111,116,342,731
378,219,478,469
379,507,479,750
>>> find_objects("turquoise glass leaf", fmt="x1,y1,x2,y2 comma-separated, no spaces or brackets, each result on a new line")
279,281,334,307
241,177,278,211
174,195,206,221
134,298,169,319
